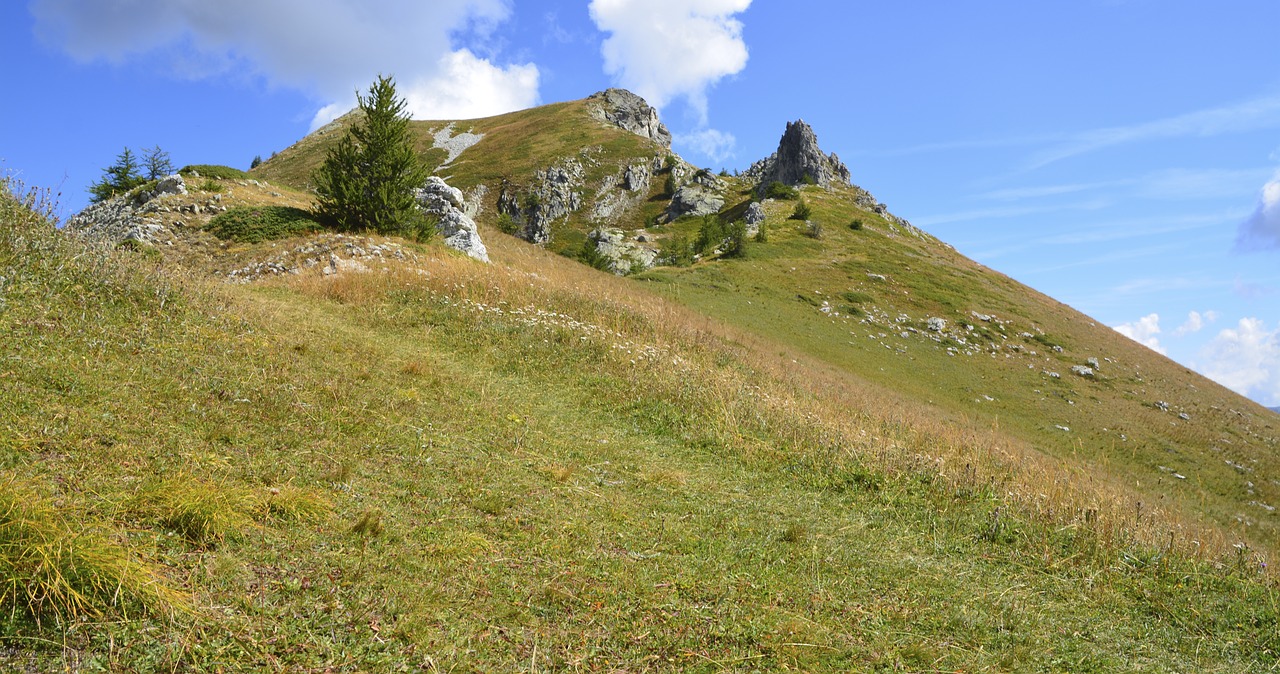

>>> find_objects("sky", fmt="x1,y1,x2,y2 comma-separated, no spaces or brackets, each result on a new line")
2,1,1279,407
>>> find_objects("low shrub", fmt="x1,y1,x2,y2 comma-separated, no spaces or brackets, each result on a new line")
790,199,812,221
763,181,798,200
206,205,322,243
179,164,251,180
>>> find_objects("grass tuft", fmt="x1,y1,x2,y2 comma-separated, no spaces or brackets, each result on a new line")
0,477,186,626
127,475,255,548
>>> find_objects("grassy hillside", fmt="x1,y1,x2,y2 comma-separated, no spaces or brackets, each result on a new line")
4,176,1280,671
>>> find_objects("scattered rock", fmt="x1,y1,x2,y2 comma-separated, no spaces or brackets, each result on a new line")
64,174,189,246
926,317,947,332
432,122,485,166
1156,401,1170,412
1071,365,1095,377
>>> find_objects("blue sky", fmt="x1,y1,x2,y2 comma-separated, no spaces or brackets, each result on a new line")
3,1,1280,406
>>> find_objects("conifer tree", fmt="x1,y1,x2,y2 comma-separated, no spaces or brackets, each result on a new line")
142,145,174,180
88,147,147,202
314,75,428,237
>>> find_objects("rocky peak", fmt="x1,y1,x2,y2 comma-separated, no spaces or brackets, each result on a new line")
586,89,672,148
746,120,851,190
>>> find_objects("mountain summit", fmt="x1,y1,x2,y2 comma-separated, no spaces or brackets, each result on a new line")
746,119,852,189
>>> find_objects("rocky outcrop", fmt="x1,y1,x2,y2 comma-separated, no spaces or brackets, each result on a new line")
586,89,672,148
414,176,489,263
667,186,724,221
746,120,851,190
665,169,725,221
497,160,585,244
587,227,658,275
65,174,190,246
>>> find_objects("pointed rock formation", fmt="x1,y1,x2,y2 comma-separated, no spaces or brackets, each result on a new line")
586,89,672,148
746,120,851,190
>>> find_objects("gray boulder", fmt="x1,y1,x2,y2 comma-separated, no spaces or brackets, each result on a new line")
586,89,672,148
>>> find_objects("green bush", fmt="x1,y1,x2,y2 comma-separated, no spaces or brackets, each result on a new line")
754,221,768,243
804,220,824,239
849,218,864,231
496,212,519,235
790,199,812,221
206,206,322,243
659,232,694,267
179,164,251,180
763,181,798,200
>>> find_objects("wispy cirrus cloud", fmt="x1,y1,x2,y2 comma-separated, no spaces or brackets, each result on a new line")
1025,94,1280,170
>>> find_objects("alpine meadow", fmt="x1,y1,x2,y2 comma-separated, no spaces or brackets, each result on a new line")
3,80,1279,673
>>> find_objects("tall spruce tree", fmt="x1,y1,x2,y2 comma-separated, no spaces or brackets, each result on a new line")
314,75,428,237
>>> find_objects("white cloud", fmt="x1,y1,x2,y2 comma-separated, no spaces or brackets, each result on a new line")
1197,318,1280,406
675,128,737,164
1234,173,1280,252
1113,313,1167,354
28,0,539,128
588,0,750,123
1173,310,1219,337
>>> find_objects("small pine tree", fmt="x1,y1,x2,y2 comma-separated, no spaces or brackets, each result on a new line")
88,147,147,202
250,155,263,170
722,220,747,259
579,235,612,271
660,231,694,267
695,215,726,254
142,145,174,180
754,221,768,243
314,75,428,237
790,199,812,221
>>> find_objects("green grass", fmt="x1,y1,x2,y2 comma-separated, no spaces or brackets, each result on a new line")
4,180,1280,670
206,205,323,243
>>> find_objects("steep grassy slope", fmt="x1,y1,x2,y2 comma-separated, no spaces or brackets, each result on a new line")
4,181,1279,671
634,183,1280,556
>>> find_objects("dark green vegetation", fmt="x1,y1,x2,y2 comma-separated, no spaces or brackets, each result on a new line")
206,205,322,243
89,146,173,202
5,92,1279,670
313,75,429,239
179,164,251,180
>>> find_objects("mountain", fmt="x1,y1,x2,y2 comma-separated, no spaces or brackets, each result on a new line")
4,90,1277,671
